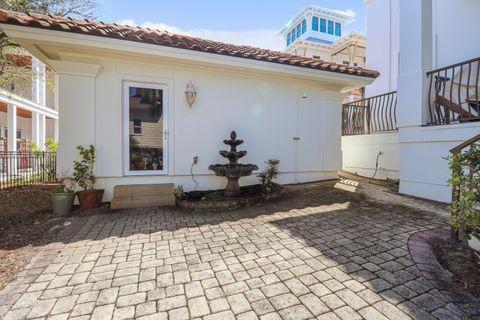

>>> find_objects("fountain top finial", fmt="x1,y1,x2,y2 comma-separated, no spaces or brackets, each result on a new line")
230,131,237,140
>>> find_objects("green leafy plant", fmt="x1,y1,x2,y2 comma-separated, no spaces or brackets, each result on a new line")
258,159,280,193
73,145,96,191
446,143,480,239
45,138,59,152
174,185,185,199
28,140,42,156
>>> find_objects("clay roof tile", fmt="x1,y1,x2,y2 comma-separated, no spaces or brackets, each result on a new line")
0,9,380,78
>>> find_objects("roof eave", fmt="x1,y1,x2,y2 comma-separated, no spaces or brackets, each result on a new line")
0,23,378,86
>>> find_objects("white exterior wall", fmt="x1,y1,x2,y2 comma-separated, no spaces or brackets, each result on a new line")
55,56,345,201
342,132,399,180
399,123,480,202
364,0,399,97
362,0,480,203
433,0,480,68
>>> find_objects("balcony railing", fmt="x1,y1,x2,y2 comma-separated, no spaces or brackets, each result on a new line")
342,91,397,136
0,151,57,189
427,57,480,125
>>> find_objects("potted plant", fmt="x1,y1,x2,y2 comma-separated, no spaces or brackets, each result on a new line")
50,175,75,216
447,142,480,251
73,145,104,210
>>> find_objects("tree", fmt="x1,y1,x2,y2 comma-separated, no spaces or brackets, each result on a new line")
0,0,98,93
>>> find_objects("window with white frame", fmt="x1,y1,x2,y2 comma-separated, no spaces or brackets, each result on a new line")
123,82,167,175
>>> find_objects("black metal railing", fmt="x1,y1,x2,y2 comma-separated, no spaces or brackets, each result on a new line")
342,91,397,135
0,151,57,189
427,56,480,125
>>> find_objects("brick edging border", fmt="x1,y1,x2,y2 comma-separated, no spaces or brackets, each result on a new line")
408,226,480,314
0,214,93,317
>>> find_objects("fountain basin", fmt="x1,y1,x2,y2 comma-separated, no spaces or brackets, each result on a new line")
176,183,284,210
209,163,258,196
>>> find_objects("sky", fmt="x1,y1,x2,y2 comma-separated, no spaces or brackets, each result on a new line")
96,0,366,51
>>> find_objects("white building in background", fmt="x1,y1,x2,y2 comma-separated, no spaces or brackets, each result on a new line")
279,6,366,66
0,52,58,152
279,6,366,101
342,0,480,203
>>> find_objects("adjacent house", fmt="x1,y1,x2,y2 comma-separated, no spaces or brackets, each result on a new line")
0,52,58,152
0,10,378,201
279,5,366,102
341,0,480,202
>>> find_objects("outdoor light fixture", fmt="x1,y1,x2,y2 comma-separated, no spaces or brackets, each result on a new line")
185,81,197,108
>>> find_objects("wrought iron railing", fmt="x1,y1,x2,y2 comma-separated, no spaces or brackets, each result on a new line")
0,151,57,189
342,91,397,136
427,57,480,125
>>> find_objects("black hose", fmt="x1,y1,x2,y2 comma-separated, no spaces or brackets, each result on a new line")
371,151,383,180
191,162,198,191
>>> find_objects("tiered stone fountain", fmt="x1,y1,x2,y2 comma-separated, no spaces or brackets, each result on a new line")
209,131,258,196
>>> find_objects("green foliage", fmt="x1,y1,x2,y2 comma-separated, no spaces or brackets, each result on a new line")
73,144,96,190
446,143,480,239
27,140,42,156
258,159,280,193
174,185,185,199
45,138,58,152
0,0,98,19
0,0,97,92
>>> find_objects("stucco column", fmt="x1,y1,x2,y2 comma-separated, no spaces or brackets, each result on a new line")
396,0,432,127
31,111,40,147
53,118,59,142
47,60,101,174
38,113,46,150
32,57,46,105
7,103,17,151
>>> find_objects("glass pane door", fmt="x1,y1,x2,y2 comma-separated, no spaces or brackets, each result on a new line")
124,82,167,174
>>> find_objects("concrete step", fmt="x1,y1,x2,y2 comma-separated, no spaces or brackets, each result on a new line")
111,183,175,210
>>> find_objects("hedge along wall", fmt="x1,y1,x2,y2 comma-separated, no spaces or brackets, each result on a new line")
0,184,60,226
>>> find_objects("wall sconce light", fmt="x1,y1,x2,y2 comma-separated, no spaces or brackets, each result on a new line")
185,81,197,108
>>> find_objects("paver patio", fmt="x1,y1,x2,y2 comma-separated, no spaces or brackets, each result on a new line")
0,177,478,320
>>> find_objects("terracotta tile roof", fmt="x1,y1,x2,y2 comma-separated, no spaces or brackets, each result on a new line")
0,10,380,79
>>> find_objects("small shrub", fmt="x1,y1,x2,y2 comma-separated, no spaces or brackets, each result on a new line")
446,142,480,239
174,185,185,199
258,159,280,193
45,138,59,152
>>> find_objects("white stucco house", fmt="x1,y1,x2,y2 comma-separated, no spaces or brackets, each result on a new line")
0,10,378,201
341,0,480,203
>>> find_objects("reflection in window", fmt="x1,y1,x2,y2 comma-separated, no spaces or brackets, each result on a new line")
302,19,307,34
127,86,164,172
296,24,301,38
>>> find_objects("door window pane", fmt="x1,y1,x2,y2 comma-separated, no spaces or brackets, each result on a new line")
127,85,164,172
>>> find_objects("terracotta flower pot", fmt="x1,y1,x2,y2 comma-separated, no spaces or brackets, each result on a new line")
77,189,104,210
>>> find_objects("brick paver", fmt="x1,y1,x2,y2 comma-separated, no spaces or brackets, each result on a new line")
0,179,478,319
